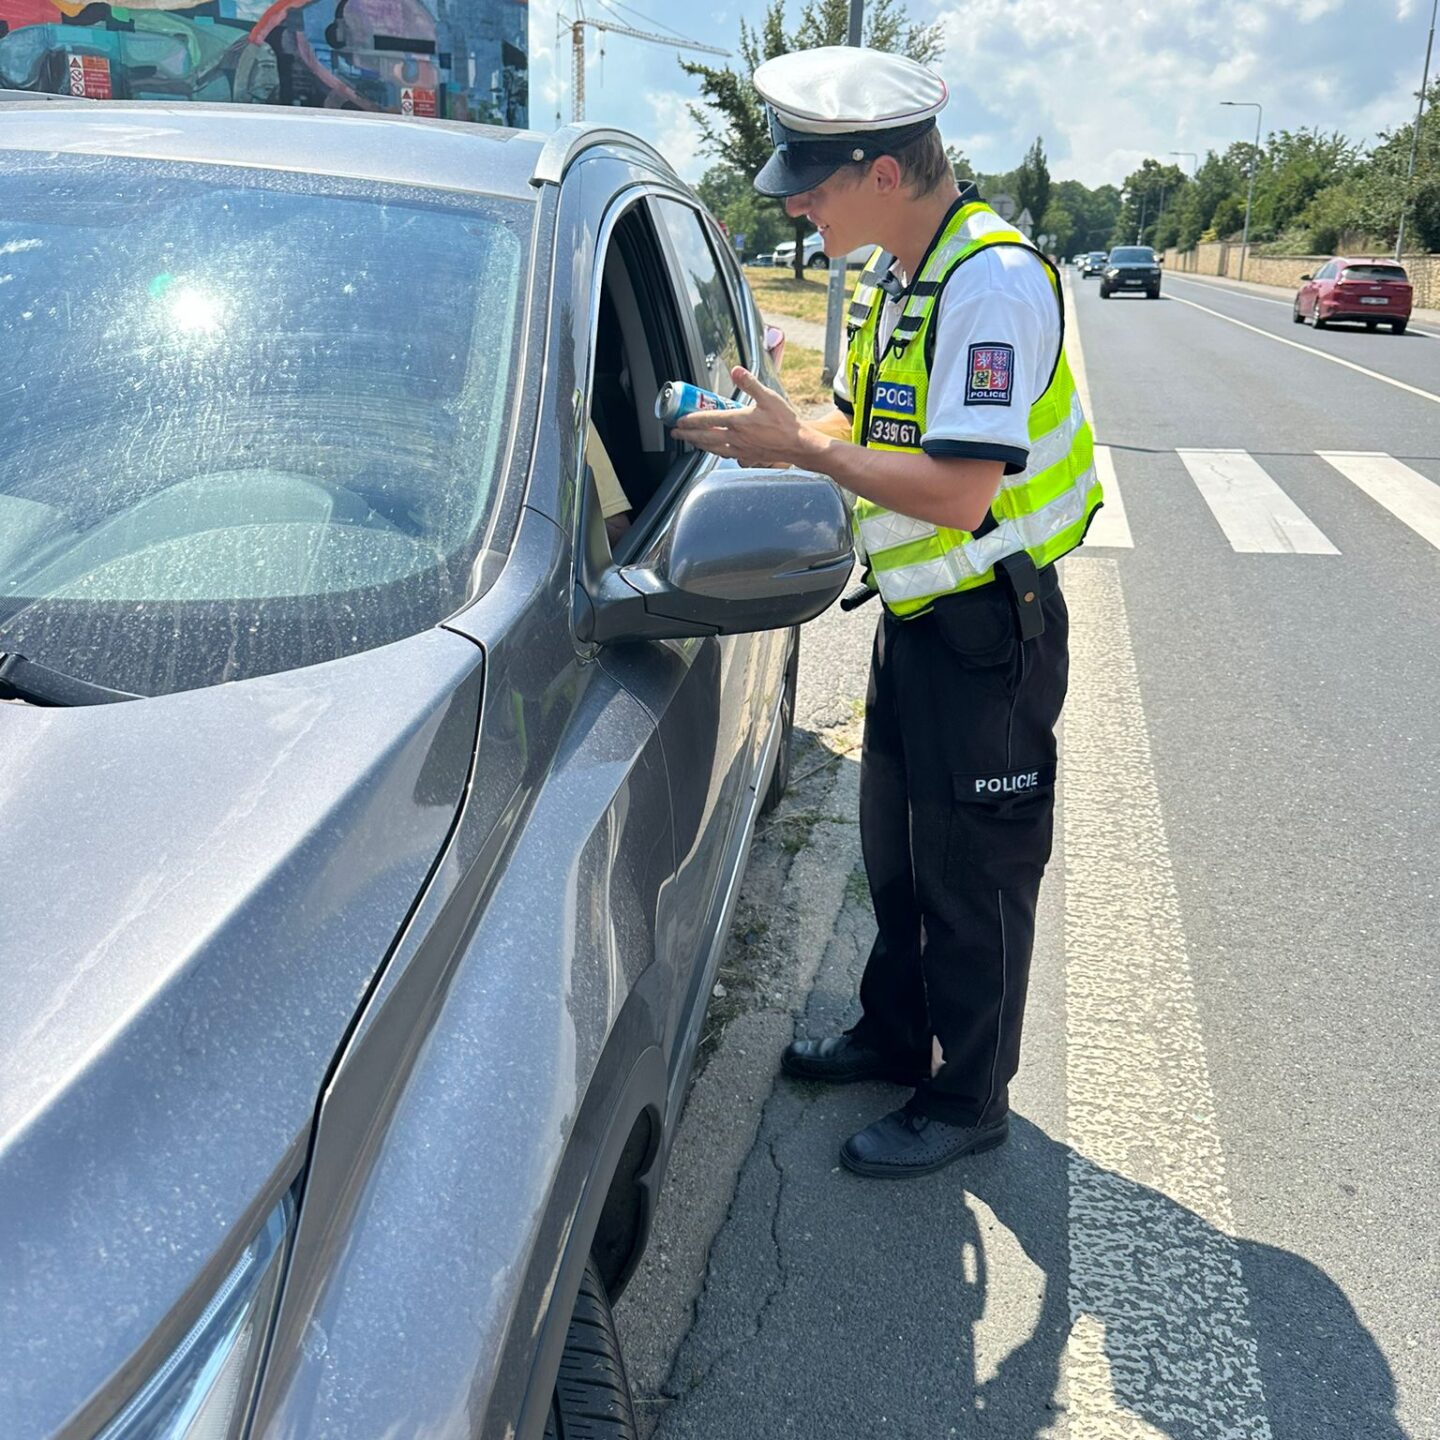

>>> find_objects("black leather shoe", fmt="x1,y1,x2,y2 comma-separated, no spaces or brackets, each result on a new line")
780,1034,920,1086
840,1107,1010,1178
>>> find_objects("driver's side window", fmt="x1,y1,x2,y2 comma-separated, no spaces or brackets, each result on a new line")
584,201,696,561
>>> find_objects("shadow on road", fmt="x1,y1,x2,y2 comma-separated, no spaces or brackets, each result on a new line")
965,1115,1410,1440
657,1100,1409,1440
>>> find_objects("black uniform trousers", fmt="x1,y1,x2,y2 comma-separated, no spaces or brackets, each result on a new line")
849,564,1069,1126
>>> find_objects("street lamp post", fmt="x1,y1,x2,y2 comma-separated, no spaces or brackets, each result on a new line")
1221,101,1263,283
1170,150,1199,177
1396,0,1438,261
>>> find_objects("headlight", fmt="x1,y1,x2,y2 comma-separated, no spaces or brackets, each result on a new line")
98,1194,294,1440
1106,268,1120,277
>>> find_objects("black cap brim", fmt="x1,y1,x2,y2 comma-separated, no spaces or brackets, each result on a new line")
753,115,938,199
754,146,849,198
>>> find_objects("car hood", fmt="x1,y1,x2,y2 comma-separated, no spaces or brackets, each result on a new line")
0,628,484,1438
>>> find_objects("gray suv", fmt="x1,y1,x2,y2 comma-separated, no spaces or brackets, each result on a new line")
0,105,852,1439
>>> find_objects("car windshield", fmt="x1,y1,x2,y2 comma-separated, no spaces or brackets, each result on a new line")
0,153,530,698
1341,264,1408,282
1109,248,1155,264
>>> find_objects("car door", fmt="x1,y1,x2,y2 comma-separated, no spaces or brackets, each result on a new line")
642,193,783,1103
1313,260,1337,312
552,168,771,1113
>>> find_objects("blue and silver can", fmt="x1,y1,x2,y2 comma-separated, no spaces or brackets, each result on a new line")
655,381,743,426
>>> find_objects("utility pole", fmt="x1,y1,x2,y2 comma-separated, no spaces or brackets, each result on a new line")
1222,100,1263,283
1396,0,1438,261
821,0,865,387
563,5,727,123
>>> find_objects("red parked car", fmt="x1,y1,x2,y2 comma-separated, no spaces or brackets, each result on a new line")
1293,257,1413,334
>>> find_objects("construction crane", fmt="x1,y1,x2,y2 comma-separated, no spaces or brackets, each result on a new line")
561,3,729,123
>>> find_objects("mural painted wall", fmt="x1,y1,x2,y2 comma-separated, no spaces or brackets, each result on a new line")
0,0,527,125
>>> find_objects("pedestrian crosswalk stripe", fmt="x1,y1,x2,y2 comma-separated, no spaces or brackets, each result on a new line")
1085,445,1134,548
1316,451,1440,553
1176,448,1340,554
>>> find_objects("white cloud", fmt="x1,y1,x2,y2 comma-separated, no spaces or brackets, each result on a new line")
643,91,707,180
527,0,1427,190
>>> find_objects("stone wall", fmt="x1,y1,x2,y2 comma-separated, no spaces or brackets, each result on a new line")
1164,245,1440,309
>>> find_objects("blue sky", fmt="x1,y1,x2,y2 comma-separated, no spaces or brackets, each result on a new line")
527,0,1434,188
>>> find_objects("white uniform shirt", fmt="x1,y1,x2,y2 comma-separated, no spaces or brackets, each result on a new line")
836,242,1061,476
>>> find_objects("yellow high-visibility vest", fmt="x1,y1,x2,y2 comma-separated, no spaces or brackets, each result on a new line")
847,201,1103,617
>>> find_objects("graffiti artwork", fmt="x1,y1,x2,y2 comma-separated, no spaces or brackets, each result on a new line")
0,0,527,125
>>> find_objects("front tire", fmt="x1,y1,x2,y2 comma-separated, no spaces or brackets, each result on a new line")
545,1256,636,1440
1099,286,1111,298
806,253,829,271
760,630,800,816
1292,304,1305,324
1147,289,1160,299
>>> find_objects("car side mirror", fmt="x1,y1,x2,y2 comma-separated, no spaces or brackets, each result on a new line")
577,467,853,643
1300,273,1312,281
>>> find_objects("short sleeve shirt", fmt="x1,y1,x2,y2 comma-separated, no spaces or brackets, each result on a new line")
835,243,1061,476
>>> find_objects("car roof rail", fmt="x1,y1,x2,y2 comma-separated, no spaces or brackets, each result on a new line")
530,123,676,187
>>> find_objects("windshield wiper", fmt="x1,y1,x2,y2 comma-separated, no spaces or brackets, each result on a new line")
0,652,142,707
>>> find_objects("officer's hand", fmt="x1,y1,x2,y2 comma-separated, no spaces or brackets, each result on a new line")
671,366,818,471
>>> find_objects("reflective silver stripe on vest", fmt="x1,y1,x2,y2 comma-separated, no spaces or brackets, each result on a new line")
857,395,1085,555
875,464,1097,603
1005,391,1087,489
923,208,1021,280
857,509,937,555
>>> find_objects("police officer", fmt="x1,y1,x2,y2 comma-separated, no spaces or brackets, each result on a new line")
673,46,1102,1179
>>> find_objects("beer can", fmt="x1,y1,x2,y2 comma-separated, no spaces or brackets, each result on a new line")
655,381,743,426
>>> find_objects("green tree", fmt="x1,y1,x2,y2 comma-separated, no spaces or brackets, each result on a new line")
1037,201,1075,257
946,144,977,184
1051,178,1121,253
1172,150,1244,249
695,165,788,258
1355,80,1440,251
1247,128,1361,240
1015,136,1051,237
1116,159,1187,248
682,0,944,278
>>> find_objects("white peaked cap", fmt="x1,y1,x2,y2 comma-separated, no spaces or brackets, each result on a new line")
753,46,948,135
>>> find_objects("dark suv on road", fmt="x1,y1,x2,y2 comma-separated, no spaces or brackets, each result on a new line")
0,104,853,1440
1100,246,1163,298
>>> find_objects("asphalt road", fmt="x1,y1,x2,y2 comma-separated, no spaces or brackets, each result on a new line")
617,265,1440,1440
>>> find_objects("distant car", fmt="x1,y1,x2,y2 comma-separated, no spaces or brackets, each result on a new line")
1081,251,1109,277
748,252,776,267
1100,246,1162,299
772,230,872,270
1293,257,1412,334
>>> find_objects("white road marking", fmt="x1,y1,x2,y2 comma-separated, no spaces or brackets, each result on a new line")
1064,556,1273,1438
1167,273,1294,310
1063,270,1137,554
1177,448,1339,554
1166,293,1440,405
1063,268,1096,419
1318,451,1440,552
1086,445,1134,549
1167,274,1440,339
